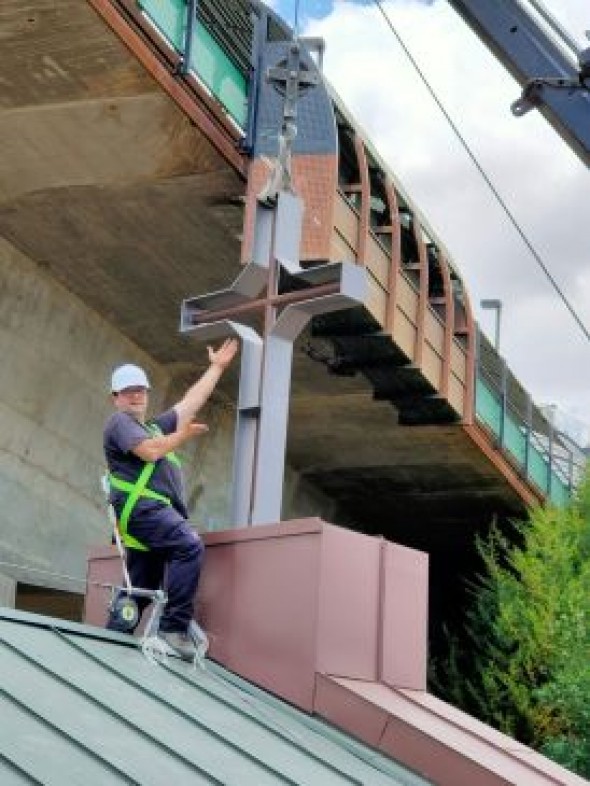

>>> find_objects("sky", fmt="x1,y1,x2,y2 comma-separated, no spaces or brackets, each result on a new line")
266,0,590,443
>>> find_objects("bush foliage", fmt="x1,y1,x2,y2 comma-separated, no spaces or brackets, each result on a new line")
433,470,590,777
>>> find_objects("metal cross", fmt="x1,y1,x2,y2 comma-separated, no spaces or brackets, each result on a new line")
179,43,366,526
258,39,321,203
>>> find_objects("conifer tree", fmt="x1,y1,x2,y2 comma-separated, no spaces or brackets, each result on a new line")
433,470,590,777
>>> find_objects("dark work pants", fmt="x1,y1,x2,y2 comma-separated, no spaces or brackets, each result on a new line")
107,516,204,634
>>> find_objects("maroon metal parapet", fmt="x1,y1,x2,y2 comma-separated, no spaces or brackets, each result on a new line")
85,518,428,707
85,521,585,786
197,519,428,707
315,677,587,786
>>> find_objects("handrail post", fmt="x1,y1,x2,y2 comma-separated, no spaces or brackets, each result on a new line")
499,357,507,448
474,327,481,419
180,0,198,75
547,417,554,498
524,392,532,478
243,5,267,154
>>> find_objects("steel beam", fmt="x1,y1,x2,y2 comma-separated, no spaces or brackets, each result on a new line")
449,0,590,167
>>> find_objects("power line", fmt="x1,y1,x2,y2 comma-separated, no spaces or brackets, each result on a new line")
369,0,590,344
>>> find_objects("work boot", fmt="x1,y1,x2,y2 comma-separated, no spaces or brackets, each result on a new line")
159,630,197,661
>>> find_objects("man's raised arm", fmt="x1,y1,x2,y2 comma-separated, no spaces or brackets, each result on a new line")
173,339,239,429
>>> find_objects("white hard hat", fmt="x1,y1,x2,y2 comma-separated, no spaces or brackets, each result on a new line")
111,364,151,393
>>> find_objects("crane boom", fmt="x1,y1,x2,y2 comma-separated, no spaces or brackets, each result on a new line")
447,0,590,167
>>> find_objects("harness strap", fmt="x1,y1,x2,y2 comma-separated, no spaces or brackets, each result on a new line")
109,464,171,551
108,420,181,551
109,472,171,506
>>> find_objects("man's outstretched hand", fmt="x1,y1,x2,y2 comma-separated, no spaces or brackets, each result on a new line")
173,339,239,429
208,338,239,370
184,422,209,439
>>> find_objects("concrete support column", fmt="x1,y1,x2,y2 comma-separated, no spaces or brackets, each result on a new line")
0,573,16,609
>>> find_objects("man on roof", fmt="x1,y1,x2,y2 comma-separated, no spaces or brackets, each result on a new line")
103,339,238,660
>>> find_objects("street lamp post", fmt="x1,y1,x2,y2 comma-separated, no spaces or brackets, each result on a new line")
480,298,502,353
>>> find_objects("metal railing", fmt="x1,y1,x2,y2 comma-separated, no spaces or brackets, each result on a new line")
137,0,251,127
475,330,584,506
124,2,586,507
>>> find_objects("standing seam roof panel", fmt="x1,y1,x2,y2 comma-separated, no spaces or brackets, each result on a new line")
0,610,432,786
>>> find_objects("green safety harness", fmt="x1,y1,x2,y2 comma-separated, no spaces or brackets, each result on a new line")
108,423,181,551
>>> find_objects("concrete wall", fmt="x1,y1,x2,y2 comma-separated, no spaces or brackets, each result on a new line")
283,467,340,524
163,389,340,531
0,239,168,591
0,240,338,594
0,573,16,609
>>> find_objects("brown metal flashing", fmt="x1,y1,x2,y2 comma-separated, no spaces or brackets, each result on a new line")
375,540,387,685
384,178,402,334
461,287,477,425
86,0,247,177
463,422,542,507
437,251,455,400
314,673,389,749
315,676,586,786
353,134,370,266
203,518,324,544
412,218,429,367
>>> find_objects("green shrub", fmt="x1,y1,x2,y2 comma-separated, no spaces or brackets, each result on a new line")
432,468,590,777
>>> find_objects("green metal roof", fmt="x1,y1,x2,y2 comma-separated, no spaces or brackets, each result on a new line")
0,609,430,786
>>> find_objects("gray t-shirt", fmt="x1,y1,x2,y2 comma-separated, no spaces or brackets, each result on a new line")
103,409,188,523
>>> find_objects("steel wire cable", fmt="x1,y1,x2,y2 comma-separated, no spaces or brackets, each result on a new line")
364,0,590,344
294,0,302,38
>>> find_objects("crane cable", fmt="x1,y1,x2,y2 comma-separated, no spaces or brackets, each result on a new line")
369,0,590,344
293,0,302,38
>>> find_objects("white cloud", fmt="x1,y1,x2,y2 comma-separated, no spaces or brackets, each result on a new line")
302,0,590,429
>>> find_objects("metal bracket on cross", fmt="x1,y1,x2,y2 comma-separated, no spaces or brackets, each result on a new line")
177,317,262,526
248,261,366,524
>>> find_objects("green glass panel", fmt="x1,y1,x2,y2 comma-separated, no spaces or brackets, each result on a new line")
189,23,247,127
504,413,526,467
529,443,549,493
137,0,248,128
477,376,571,504
550,475,570,507
138,0,185,51
475,377,502,436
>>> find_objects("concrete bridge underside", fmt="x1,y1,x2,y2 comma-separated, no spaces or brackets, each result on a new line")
1,1,530,634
